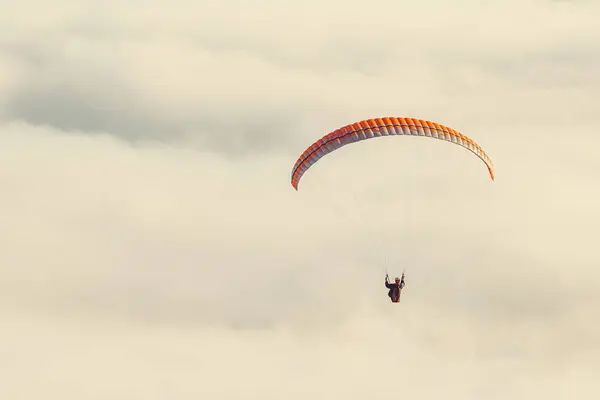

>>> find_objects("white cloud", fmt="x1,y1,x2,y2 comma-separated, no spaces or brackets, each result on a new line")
1,0,599,398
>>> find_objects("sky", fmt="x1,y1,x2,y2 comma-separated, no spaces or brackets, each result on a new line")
1,0,599,398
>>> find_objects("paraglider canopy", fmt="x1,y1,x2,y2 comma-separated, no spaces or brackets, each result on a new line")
290,117,494,190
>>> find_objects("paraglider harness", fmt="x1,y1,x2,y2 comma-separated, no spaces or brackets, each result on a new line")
385,272,405,303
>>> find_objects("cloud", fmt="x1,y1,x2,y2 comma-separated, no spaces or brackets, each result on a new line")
1,0,599,398
2,0,599,154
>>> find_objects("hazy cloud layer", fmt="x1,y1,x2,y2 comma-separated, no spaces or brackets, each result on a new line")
1,0,599,399
2,0,599,153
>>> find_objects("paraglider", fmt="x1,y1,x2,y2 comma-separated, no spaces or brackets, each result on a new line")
290,116,494,304
290,116,495,190
385,272,405,303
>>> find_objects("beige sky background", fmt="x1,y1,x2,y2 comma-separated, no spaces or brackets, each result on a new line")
1,0,599,398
